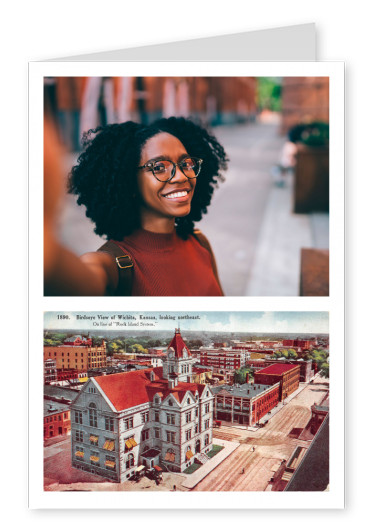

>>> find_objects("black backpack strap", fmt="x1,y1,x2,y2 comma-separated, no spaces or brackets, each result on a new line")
193,229,224,295
97,241,134,296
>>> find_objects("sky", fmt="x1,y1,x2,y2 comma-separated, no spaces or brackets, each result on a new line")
44,311,329,334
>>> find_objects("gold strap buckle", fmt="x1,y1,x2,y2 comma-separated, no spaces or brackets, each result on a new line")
115,255,133,269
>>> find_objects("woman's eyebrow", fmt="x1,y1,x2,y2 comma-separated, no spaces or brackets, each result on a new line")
145,153,190,164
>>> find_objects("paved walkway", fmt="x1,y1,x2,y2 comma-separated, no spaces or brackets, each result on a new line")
180,438,239,489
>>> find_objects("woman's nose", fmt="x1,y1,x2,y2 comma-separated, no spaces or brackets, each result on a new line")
169,164,188,182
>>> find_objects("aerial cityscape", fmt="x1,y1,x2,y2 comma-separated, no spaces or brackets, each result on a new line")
43,311,329,492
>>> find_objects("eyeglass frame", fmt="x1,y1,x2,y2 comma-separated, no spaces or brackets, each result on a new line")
138,156,203,182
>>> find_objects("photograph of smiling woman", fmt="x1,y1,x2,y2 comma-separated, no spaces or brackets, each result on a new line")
45,117,228,296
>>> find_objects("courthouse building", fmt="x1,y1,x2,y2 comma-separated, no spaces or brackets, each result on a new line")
70,329,214,482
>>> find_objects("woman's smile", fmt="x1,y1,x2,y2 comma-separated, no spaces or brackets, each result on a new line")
162,187,192,201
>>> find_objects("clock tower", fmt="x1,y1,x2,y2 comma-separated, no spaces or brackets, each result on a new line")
162,328,194,383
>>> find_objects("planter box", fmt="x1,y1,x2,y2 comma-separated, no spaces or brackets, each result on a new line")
294,143,329,213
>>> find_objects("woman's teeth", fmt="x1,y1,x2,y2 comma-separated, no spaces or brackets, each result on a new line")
164,191,188,199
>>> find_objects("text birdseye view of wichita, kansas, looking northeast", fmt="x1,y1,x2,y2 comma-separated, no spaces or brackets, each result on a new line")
43,311,329,492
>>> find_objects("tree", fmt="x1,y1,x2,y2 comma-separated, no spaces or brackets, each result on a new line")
131,344,148,354
320,362,329,378
234,368,253,385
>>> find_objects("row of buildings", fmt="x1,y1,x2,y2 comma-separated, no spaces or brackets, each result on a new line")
44,328,327,483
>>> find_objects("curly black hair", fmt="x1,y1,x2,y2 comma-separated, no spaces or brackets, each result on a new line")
68,116,228,240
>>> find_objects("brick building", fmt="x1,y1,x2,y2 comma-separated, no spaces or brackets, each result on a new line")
43,386,79,439
212,381,280,427
70,329,213,482
282,339,313,350
254,364,300,401
247,358,314,383
280,77,330,135
199,348,249,372
44,336,107,372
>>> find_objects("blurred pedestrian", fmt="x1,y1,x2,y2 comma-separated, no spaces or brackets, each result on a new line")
46,117,228,296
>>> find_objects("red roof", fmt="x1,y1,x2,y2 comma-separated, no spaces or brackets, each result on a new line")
167,328,192,359
255,363,299,376
94,366,205,411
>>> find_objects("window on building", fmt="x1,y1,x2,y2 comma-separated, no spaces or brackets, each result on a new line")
89,434,99,446
125,453,135,470
88,403,98,427
90,451,100,467
204,420,210,430
186,429,192,441
124,417,134,430
103,439,115,451
165,448,176,463
141,412,149,423
75,446,84,460
195,424,198,434
141,429,150,442
185,445,192,461
124,435,137,453
195,408,199,417
186,411,192,423
167,414,175,425
74,411,82,424
105,416,114,432
205,403,210,414
154,411,159,422
154,428,160,439
166,431,176,443
75,430,84,442
205,434,209,446
105,456,116,471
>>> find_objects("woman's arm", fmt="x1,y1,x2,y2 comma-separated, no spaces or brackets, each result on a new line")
44,118,118,296
44,226,118,295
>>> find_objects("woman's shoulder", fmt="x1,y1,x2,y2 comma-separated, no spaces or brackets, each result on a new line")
191,228,212,253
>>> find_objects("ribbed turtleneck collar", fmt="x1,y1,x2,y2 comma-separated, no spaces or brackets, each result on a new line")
121,227,178,252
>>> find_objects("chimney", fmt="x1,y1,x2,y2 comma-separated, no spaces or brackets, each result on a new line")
246,373,250,384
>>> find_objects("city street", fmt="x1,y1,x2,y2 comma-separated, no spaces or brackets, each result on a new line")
192,376,329,491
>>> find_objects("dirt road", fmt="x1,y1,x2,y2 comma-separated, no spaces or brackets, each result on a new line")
193,377,329,491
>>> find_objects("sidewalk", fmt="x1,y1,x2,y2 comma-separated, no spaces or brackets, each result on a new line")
180,438,239,489
245,173,329,296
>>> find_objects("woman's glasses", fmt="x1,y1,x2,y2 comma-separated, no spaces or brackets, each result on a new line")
138,156,203,182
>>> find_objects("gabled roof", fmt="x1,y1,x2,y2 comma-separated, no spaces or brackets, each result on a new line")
167,328,192,359
94,368,161,411
93,366,205,411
